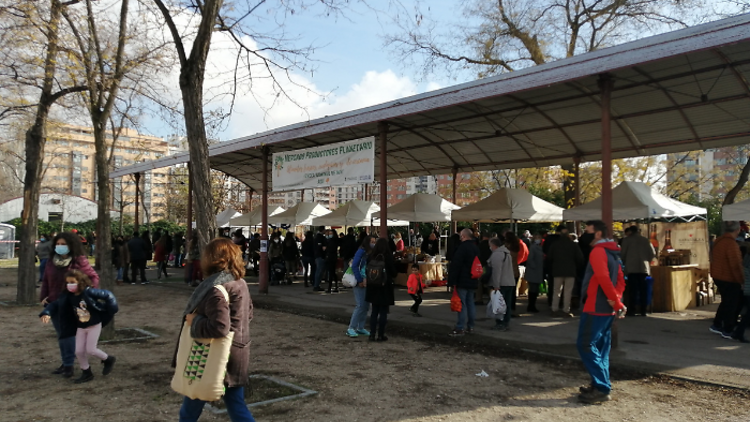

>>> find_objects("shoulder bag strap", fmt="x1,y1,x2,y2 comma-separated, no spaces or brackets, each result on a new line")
214,284,230,303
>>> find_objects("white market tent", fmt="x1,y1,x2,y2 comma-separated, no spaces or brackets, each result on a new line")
216,208,242,227
373,193,460,222
451,188,564,222
563,181,707,222
722,199,750,221
311,200,409,227
268,202,330,226
229,206,286,226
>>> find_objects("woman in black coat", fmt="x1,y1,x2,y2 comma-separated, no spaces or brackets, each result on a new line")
365,238,397,342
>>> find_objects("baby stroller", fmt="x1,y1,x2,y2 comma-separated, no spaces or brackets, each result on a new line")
271,259,286,286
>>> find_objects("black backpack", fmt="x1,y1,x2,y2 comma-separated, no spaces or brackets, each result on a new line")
367,254,386,286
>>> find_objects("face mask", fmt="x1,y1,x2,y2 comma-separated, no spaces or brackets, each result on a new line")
274,239,279,243
370,242,377,248
534,239,541,245
55,245,70,256
40,237,46,242
327,235,333,239
66,283,78,293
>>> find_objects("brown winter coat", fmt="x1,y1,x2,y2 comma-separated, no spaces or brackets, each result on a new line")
711,233,745,285
173,278,254,387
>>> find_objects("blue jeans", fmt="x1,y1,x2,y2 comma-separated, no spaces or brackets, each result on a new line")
116,267,124,281
314,257,326,288
455,288,475,331
51,312,76,367
39,258,48,281
498,286,515,326
577,313,615,394
348,285,369,331
179,386,256,422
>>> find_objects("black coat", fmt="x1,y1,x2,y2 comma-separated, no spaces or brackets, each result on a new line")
340,234,358,261
365,252,397,306
128,236,148,261
479,239,491,267
326,237,339,263
421,238,440,256
314,233,327,259
448,240,480,290
301,237,315,258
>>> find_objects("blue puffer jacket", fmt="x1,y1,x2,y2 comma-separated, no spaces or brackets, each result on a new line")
351,247,368,284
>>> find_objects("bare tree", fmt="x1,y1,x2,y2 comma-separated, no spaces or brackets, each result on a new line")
0,0,90,304
387,0,709,209
149,0,355,251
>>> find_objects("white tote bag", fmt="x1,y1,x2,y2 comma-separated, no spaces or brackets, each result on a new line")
171,285,234,402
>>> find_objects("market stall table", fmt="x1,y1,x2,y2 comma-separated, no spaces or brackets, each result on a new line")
650,264,703,312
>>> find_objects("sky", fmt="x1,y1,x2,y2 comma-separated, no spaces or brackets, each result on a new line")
140,0,746,143
142,0,459,142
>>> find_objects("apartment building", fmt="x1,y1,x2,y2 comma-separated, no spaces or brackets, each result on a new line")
666,146,750,200
45,124,169,223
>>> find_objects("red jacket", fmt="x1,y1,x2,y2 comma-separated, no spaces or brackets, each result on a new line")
407,273,425,295
517,240,529,264
581,241,625,315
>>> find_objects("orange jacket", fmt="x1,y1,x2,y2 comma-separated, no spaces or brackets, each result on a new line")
711,233,744,284
407,273,425,295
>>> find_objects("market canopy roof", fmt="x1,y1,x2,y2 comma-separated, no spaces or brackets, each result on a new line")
216,208,242,227
267,202,330,226
451,188,565,222
229,206,285,226
563,181,707,221
311,200,409,227
373,193,460,222
111,14,750,194
722,199,750,221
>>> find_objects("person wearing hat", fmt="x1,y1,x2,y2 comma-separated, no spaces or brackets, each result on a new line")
547,224,583,317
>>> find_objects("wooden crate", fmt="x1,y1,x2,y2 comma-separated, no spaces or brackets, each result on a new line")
650,264,698,312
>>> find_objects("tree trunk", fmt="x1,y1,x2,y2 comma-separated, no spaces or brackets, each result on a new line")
180,65,216,247
18,0,64,305
18,117,48,304
93,114,115,337
723,160,750,205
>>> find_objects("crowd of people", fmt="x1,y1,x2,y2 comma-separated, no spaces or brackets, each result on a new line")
32,218,749,410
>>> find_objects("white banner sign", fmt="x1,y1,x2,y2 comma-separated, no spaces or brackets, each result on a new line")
272,137,375,191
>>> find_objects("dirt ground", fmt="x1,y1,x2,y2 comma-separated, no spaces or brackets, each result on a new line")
1,269,749,422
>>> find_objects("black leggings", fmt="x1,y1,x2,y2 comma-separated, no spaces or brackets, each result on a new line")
410,294,422,312
370,304,389,337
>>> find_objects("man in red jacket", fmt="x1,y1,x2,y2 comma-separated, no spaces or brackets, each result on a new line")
577,220,627,404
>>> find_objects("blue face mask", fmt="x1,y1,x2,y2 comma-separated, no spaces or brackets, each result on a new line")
55,245,70,256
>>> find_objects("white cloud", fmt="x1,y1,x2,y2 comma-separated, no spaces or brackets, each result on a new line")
143,16,436,143
222,68,418,140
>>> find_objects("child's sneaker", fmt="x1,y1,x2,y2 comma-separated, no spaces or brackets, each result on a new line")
345,329,358,338
355,328,370,336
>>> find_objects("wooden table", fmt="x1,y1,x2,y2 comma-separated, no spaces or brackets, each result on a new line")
650,264,699,312
395,262,445,286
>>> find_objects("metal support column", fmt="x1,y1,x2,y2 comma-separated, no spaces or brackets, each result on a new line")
378,122,388,239
134,172,141,233
259,147,270,294
599,74,614,233
185,164,193,281
451,167,458,233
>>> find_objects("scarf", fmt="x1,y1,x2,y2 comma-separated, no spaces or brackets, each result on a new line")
182,271,235,317
53,254,73,268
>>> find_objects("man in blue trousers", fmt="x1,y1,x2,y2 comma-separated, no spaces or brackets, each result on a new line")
577,220,627,404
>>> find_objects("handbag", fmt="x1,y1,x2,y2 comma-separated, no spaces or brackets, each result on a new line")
171,285,234,402
450,288,462,312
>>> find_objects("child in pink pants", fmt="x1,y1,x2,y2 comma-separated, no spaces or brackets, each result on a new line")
41,269,117,383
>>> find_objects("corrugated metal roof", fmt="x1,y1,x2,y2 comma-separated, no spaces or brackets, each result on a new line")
110,13,750,193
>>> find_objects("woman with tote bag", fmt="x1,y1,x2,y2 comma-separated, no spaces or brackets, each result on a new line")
172,238,256,422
